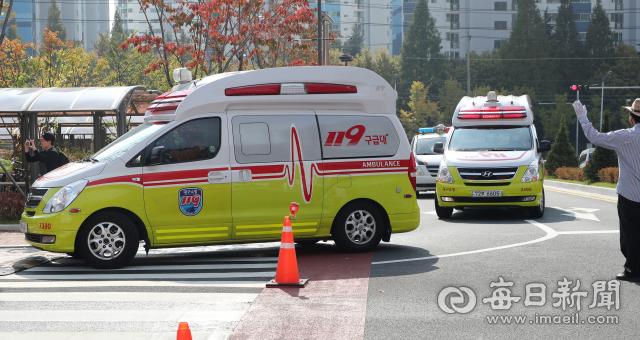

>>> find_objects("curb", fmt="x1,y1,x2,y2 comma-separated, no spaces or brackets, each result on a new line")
0,224,20,232
544,180,617,198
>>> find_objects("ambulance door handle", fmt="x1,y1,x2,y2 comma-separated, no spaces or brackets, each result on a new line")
208,171,226,183
239,170,252,182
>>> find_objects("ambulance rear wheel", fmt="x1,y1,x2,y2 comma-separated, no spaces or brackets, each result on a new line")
77,212,139,269
528,190,545,218
435,196,453,219
332,202,383,253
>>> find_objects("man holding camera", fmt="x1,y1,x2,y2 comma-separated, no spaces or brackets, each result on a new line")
24,132,60,176
573,99,640,282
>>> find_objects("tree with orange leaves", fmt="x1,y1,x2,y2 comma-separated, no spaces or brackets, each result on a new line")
122,0,318,88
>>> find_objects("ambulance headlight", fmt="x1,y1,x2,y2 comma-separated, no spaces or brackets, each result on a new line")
438,162,455,184
521,160,540,183
416,166,425,176
43,180,88,214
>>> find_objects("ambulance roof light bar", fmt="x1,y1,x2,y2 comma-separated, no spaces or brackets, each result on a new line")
225,83,357,96
486,91,498,102
145,89,194,115
419,124,450,134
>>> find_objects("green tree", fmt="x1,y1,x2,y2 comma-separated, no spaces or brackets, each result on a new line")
371,49,400,87
545,115,579,174
552,0,581,93
538,94,574,140
342,24,364,57
399,0,441,91
46,0,67,41
6,11,20,41
439,79,465,120
583,111,618,181
353,46,373,70
499,0,552,94
398,81,442,138
585,0,614,71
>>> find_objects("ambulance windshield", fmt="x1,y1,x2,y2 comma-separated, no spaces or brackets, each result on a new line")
448,126,532,151
92,122,166,162
415,136,447,155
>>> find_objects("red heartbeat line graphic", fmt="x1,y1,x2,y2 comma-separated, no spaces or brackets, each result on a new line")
284,124,321,204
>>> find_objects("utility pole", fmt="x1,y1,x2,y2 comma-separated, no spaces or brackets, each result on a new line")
466,36,471,94
600,71,612,130
576,89,579,155
317,0,323,65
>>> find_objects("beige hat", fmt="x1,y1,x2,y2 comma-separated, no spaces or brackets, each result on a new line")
623,98,640,115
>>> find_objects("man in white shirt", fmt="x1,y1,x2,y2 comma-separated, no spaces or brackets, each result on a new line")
573,99,640,282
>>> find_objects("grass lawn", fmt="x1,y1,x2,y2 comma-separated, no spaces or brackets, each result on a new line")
545,176,617,189
0,219,19,224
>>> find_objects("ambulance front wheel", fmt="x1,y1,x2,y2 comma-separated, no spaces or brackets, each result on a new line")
332,202,383,253
76,212,140,269
528,190,545,218
434,196,453,219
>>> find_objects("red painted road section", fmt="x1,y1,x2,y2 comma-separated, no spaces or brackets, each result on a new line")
229,244,373,340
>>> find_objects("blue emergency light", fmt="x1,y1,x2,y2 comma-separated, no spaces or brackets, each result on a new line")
419,128,435,133
419,125,450,134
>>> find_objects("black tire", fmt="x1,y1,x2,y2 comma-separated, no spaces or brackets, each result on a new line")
76,212,139,269
528,190,545,218
434,196,453,219
332,202,383,253
66,252,81,259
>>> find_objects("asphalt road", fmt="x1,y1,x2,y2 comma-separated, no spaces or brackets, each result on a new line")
1,186,635,339
366,187,634,339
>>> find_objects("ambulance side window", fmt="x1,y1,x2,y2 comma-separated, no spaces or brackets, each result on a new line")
232,115,321,164
152,118,221,165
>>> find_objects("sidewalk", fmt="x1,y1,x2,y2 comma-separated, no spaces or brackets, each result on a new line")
0,232,28,247
544,179,617,198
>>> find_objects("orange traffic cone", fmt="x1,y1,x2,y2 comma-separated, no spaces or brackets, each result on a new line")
176,322,192,340
266,216,309,287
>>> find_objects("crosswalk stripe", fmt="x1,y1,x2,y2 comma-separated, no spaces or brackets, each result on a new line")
1,271,276,280
0,280,268,288
0,310,247,322
25,262,277,272
0,292,258,302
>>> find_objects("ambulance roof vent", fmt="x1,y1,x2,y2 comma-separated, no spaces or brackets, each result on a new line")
486,91,498,103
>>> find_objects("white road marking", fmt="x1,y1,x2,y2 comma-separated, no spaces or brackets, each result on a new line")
557,230,619,234
0,292,258,303
372,220,557,265
26,262,277,272
0,280,268,288
423,211,438,215
0,310,246,322
550,206,601,221
1,271,276,280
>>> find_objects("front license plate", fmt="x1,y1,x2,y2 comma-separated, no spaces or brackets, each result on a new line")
19,221,28,234
472,190,503,198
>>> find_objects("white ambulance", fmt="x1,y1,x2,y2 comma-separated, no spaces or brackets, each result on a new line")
21,66,420,269
433,91,551,218
410,124,450,195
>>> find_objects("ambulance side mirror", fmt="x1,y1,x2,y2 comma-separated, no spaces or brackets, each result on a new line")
538,140,551,153
148,146,165,165
434,142,444,154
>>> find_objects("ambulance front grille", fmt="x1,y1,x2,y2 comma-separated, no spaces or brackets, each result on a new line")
25,199,42,208
426,166,439,176
25,188,49,208
457,167,518,181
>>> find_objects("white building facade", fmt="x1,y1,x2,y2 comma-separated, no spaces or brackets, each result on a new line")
393,0,637,57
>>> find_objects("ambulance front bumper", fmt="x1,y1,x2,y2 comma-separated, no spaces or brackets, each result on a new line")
436,180,544,208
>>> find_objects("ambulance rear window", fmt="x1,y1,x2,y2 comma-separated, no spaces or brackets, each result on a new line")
318,115,400,159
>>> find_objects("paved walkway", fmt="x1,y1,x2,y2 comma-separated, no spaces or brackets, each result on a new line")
0,232,28,246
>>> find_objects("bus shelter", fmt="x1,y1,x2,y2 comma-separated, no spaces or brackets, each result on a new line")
0,86,160,188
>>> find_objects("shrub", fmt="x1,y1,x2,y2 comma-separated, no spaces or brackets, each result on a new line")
583,111,618,181
597,167,619,183
545,116,579,174
0,190,26,220
555,167,586,181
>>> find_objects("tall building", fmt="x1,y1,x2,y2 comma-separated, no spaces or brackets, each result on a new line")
6,0,110,52
309,0,393,54
392,0,637,57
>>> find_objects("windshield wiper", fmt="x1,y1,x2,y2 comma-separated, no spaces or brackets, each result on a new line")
452,149,476,151
483,148,515,151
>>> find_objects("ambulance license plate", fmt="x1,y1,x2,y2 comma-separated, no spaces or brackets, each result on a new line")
472,190,503,198
19,221,28,234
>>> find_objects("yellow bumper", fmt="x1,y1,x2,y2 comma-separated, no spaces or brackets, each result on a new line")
390,212,420,233
21,208,87,253
436,167,544,208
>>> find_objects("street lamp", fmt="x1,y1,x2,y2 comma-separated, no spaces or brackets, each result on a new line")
339,54,353,66
600,71,612,130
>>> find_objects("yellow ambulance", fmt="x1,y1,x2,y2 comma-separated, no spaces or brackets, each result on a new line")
434,91,551,219
20,66,420,269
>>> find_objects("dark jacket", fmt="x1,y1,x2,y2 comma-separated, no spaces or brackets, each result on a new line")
25,147,59,176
